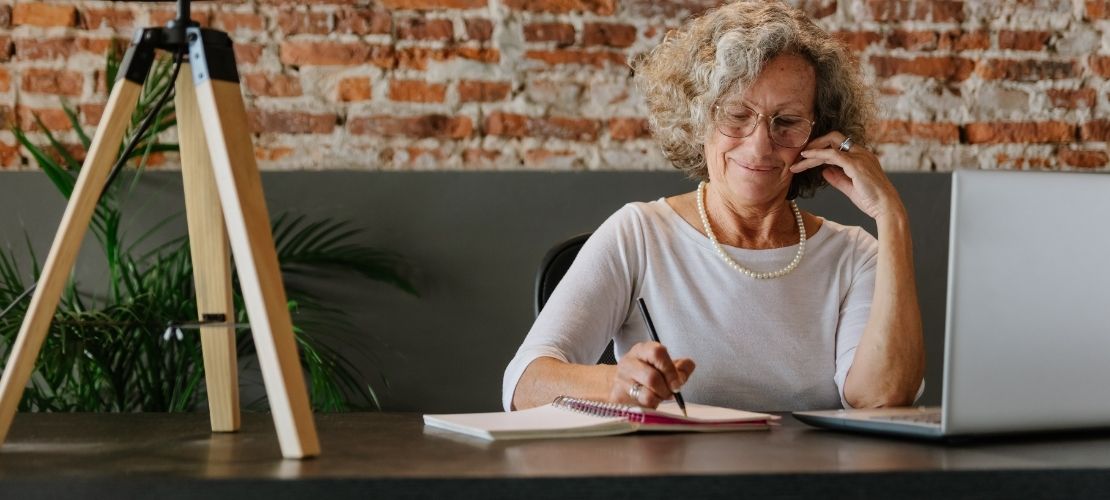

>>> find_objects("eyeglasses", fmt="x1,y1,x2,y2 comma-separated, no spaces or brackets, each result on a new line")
713,104,815,149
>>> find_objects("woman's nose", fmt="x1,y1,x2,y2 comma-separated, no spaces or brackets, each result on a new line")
746,119,776,154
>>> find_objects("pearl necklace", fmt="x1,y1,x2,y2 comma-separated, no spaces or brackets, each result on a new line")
696,181,806,279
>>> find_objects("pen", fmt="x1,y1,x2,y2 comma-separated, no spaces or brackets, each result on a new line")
636,297,688,417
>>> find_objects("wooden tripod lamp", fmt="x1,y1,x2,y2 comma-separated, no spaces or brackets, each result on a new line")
0,1,320,459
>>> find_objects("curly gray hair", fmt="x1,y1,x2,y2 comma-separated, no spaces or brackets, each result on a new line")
632,1,875,199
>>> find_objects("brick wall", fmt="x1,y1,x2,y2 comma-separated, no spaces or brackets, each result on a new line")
0,0,1106,171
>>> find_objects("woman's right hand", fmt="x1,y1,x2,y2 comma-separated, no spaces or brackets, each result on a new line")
609,341,695,408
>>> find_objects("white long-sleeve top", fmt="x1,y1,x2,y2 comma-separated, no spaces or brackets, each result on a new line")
503,199,880,412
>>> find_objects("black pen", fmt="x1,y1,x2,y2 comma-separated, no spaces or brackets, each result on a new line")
636,297,688,417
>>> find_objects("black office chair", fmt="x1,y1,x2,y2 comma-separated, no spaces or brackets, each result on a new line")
534,232,618,365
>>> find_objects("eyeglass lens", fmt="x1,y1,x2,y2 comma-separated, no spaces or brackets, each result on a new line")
716,105,812,148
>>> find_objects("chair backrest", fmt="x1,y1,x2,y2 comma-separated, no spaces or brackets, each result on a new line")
533,233,617,365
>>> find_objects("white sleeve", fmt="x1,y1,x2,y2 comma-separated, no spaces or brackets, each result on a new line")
501,205,645,411
832,230,878,409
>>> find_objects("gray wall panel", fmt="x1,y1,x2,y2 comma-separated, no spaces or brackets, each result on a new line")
0,171,948,412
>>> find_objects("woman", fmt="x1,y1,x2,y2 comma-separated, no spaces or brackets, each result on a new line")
503,1,924,412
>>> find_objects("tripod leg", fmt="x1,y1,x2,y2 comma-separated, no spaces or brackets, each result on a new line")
188,28,319,458
0,79,145,444
176,64,240,433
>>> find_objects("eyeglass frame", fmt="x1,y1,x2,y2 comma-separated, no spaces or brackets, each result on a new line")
712,103,816,149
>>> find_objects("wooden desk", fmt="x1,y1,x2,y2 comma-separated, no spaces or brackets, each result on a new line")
1,412,1109,499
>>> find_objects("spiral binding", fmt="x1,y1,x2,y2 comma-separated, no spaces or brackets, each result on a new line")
552,396,646,423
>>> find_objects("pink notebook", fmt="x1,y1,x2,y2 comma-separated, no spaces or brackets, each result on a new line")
423,396,778,441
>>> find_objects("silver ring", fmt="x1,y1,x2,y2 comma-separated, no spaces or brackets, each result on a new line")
628,383,642,400
838,137,853,152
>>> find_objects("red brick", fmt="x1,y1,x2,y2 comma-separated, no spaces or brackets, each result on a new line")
1059,149,1108,168
524,23,576,45
1088,1,1109,19
874,121,959,144
248,111,336,134
0,141,20,168
254,0,360,4
866,0,964,22
234,43,264,65
214,11,266,33
525,49,626,67
397,147,447,166
13,3,77,27
255,147,295,162
243,73,303,97
884,30,936,50
17,107,72,131
964,122,1074,144
78,38,118,56
397,18,454,41
80,103,104,126
464,18,493,41
609,118,650,140
0,68,9,92
379,0,487,9
939,30,990,51
0,5,10,29
338,77,372,101
80,7,135,30
1090,56,1110,78
484,112,528,137
21,69,83,96
624,1,716,19
149,9,209,27
999,30,1051,51
455,47,499,63
833,31,881,52
869,56,975,81
1046,88,1097,109
583,23,637,48
884,30,988,51
348,115,473,139
463,148,501,168
13,37,114,59
335,8,391,35
0,36,11,62
389,80,447,103
1080,120,1110,141
0,105,12,129
396,47,450,70
281,41,395,68
503,0,616,15
975,59,1077,81
524,148,577,168
150,9,210,27
458,80,511,102
484,112,600,141
277,11,330,35
994,153,1053,170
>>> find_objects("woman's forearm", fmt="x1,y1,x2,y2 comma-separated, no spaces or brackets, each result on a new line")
511,357,617,410
843,207,925,408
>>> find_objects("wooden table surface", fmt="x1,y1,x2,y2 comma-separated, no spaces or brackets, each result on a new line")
2,412,1110,499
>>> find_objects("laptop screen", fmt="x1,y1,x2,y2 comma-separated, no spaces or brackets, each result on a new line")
943,170,1110,434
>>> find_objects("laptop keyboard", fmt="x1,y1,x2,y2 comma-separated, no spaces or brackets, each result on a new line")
869,410,941,425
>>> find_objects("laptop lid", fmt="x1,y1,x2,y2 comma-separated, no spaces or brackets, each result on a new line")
943,170,1110,435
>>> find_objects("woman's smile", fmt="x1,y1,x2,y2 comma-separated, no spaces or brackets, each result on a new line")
729,157,785,174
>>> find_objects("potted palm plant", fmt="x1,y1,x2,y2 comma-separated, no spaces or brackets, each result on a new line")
0,50,415,413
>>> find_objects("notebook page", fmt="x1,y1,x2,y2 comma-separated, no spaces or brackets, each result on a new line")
650,401,778,423
424,404,632,440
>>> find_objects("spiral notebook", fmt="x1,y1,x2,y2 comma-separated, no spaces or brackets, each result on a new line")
423,396,778,441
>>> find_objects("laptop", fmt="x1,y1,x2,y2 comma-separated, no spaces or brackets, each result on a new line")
793,169,1110,440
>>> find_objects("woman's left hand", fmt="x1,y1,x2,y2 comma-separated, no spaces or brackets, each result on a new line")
789,132,903,221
